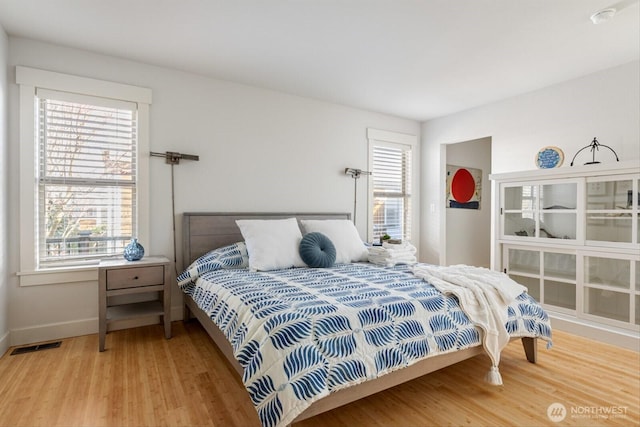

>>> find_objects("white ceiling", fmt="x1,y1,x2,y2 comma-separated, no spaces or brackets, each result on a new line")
0,0,638,121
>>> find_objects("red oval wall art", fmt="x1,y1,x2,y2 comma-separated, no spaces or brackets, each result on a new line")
446,165,482,209
451,168,475,203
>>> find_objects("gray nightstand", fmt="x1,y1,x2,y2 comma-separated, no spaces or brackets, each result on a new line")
98,256,172,351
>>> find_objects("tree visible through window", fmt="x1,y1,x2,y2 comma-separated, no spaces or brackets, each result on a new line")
37,91,137,267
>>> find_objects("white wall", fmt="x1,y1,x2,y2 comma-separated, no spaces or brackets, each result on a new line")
6,37,420,345
444,137,491,267
0,24,8,355
421,61,640,265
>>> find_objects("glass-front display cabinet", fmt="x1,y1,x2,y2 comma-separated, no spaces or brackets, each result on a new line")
492,163,640,337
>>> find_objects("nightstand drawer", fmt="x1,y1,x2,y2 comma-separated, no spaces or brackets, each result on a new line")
106,265,164,290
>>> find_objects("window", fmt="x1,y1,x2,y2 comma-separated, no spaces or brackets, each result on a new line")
36,89,137,267
17,67,151,284
367,129,416,243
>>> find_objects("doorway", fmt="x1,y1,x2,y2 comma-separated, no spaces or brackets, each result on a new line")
443,137,492,267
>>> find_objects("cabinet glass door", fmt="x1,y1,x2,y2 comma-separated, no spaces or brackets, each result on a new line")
505,247,540,301
584,255,633,324
503,182,577,241
543,251,576,310
636,178,639,245
504,185,536,237
546,280,576,310
585,288,630,323
544,252,576,281
635,261,640,325
504,246,577,310
540,183,577,240
586,179,633,244
585,256,630,289
509,248,539,274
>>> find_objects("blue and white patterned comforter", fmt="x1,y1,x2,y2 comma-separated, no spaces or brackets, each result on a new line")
178,244,552,427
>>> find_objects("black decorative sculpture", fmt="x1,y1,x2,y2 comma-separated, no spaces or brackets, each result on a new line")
570,137,619,166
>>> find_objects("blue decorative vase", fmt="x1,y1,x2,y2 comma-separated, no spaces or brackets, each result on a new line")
123,238,144,261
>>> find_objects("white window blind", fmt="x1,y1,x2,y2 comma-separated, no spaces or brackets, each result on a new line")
371,143,412,241
36,88,138,267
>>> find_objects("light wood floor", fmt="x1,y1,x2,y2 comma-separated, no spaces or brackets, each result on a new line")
0,322,638,427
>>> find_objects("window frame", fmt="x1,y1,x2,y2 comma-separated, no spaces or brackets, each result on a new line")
367,128,418,245
17,66,151,286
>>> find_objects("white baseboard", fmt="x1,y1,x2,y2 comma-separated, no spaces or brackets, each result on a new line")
550,314,640,352
10,318,98,347
9,305,186,348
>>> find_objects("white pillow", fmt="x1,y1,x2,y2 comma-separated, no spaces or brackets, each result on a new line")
300,219,368,264
236,218,306,271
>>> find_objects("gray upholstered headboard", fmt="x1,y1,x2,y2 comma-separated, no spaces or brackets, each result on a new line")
182,212,351,267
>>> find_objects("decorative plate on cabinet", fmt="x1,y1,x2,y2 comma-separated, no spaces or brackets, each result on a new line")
536,146,564,169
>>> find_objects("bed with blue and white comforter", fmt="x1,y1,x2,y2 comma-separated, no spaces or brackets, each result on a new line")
177,243,552,427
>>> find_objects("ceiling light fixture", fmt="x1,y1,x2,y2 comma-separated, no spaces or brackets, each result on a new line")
590,8,617,24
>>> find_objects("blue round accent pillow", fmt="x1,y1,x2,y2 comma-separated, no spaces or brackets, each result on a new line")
299,232,336,268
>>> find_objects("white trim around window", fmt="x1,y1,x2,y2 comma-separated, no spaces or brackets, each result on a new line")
16,66,152,286
367,128,419,245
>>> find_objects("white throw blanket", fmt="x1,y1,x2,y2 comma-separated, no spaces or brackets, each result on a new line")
412,264,528,385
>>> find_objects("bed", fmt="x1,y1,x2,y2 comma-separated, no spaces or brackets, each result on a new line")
179,212,552,427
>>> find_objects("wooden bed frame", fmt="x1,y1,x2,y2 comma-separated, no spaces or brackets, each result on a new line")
181,212,538,423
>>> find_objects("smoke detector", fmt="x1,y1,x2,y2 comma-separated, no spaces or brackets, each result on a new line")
590,8,617,24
